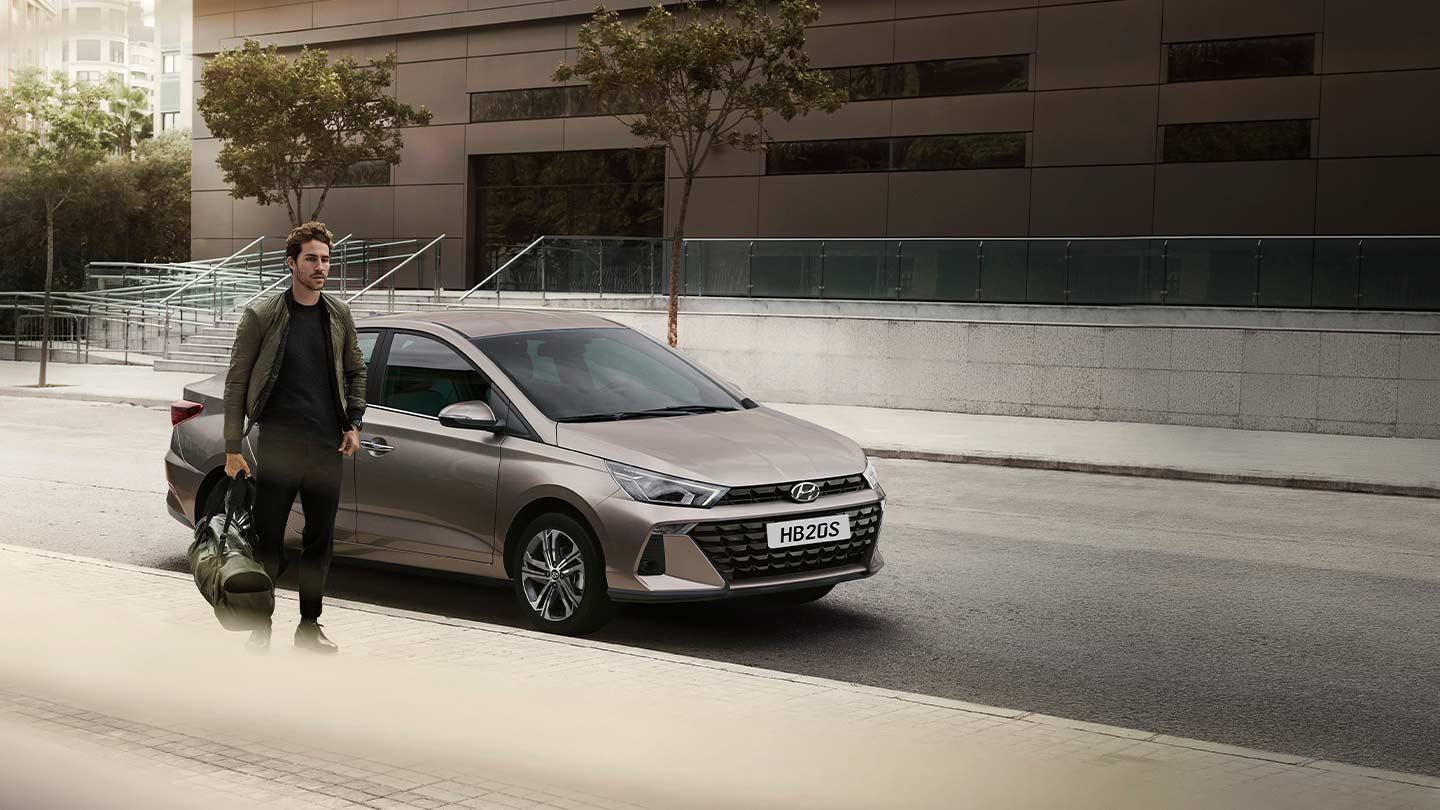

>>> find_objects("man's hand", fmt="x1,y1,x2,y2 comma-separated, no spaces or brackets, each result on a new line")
338,428,360,457
225,453,251,479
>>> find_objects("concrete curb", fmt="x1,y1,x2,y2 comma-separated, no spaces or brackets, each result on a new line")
0,387,172,409
4,542,1439,793
863,447,1440,500
3,383,1433,499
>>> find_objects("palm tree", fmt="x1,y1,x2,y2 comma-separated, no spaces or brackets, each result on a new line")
104,78,151,158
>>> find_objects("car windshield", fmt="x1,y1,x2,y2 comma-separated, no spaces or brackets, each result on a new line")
471,327,741,422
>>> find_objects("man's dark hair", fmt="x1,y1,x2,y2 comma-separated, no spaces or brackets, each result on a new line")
285,221,334,261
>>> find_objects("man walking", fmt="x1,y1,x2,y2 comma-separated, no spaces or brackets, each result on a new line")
223,221,367,653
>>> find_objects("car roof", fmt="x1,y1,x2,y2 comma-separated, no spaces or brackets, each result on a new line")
354,308,623,339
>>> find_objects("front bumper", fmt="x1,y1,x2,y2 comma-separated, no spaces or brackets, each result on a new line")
596,489,885,604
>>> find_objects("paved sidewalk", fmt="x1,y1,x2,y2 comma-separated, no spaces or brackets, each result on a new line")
3,359,1439,497
2,543,1437,810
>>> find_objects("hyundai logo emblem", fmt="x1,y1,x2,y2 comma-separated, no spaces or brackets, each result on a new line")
790,481,820,503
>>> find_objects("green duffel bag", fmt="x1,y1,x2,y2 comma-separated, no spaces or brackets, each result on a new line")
187,473,274,631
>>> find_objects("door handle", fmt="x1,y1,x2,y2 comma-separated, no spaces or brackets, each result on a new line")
359,437,393,457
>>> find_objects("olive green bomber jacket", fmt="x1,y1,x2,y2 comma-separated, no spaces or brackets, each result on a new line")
223,289,367,454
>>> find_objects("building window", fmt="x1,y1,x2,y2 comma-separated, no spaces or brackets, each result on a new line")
76,39,101,62
333,160,390,186
160,111,178,131
1167,35,1315,83
76,70,102,83
478,148,664,263
75,6,101,28
110,41,125,63
765,133,1026,175
469,85,642,123
162,51,178,74
823,55,1029,102
1162,119,1312,162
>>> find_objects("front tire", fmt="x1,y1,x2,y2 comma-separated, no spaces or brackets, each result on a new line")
511,513,611,636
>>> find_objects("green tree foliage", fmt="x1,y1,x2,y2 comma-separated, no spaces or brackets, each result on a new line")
105,77,154,158
0,75,191,386
197,40,431,226
555,0,843,346
0,69,115,384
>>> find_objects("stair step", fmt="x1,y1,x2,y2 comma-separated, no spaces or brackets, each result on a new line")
166,349,230,361
154,358,226,374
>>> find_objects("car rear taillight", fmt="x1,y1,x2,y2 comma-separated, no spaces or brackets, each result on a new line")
171,400,204,426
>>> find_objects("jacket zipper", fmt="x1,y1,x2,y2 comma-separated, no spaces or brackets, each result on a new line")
250,315,290,424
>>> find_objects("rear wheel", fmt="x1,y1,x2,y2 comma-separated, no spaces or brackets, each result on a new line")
511,513,611,636
773,584,834,604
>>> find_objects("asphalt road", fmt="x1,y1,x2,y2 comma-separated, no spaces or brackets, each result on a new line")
3,395,1437,777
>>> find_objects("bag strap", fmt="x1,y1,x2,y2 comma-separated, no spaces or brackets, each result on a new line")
219,473,253,539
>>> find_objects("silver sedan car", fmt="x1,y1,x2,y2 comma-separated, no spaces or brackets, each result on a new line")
165,310,885,635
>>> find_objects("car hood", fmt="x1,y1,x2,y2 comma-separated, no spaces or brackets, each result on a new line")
555,406,866,486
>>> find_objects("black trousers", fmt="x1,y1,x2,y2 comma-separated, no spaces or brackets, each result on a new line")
252,428,342,622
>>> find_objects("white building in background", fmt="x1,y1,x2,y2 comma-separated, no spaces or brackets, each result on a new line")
153,0,190,133
55,0,155,115
0,0,62,88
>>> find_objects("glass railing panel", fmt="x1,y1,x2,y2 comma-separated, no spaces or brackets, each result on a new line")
751,241,822,298
822,241,891,300
896,240,979,302
683,240,748,296
1069,239,1162,305
1311,239,1360,308
1256,238,1315,308
1025,240,1068,303
980,240,1030,303
1360,238,1440,310
1164,239,1258,306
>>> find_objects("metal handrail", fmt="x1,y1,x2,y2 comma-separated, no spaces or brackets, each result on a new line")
458,236,545,303
159,235,264,304
345,234,446,304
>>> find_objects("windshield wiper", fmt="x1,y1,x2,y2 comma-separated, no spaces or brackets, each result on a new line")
554,405,737,423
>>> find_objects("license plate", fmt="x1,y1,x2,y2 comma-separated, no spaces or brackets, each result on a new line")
766,513,851,549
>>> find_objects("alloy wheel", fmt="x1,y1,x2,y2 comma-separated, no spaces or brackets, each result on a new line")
520,528,586,622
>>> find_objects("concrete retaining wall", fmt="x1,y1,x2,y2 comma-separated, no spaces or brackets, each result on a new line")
595,310,1440,439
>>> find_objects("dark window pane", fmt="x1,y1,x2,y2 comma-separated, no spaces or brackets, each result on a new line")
333,160,389,186
915,56,1028,96
1168,35,1315,83
765,138,889,174
892,133,1026,171
469,86,566,122
1163,120,1311,162
382,334,489,417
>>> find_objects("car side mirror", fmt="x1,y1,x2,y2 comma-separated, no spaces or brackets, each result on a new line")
438,401,504,433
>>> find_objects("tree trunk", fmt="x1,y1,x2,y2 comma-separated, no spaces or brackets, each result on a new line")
667,173,695,348
37,208,55,387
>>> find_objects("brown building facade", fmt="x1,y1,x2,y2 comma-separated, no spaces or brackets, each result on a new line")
190,0,1440,289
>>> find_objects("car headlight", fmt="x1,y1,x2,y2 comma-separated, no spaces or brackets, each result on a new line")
607,462,727,508
863,458,885,499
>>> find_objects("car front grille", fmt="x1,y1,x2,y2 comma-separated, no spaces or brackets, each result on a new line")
718,474,869,506
690,502,882,582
